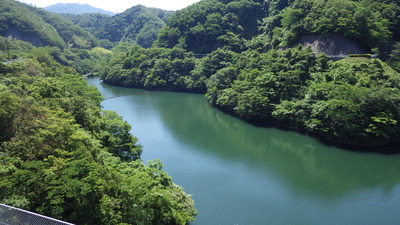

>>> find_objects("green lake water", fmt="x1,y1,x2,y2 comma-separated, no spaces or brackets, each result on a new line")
87,77,400,225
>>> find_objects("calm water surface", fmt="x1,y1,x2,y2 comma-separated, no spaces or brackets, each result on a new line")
87,77,400,225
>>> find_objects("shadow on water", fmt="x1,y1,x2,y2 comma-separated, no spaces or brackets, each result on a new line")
150,91,400,199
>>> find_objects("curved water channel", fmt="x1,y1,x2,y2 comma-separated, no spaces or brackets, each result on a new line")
87,77,400,225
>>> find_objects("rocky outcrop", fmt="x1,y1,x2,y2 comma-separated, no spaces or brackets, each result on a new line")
4,28,44,47
294,34,368,56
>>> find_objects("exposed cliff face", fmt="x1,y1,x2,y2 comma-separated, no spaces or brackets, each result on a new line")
3,28,45,47
294,34,368,56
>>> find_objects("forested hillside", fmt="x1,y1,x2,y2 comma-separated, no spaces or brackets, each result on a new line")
0,1,199,224
102,0,400,148
156,0,400,52
62,13,111,34
206,48,400,146
94,6,173,48
156,0,265,53
0,0,115,76
258,0,400,51
0,0,173,49
0,0,97,49
0,39,197,224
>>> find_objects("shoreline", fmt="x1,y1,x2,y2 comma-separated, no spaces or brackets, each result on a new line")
98,80,400,154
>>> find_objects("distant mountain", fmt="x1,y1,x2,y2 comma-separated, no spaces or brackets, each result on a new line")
94,5,173,48
0,0,97,48
45,3,115,16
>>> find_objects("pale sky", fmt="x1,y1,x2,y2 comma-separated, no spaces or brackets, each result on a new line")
17,0,201,12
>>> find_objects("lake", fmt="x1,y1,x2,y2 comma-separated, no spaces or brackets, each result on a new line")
87,77,400,225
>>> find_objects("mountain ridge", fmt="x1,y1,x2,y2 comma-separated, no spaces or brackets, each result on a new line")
44,3,116,16
0,0,97,48
93,5,173,48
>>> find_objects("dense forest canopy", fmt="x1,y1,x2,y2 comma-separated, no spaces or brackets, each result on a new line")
0,0,97,49
261,0,400,49
101,45,201,91
0,0,173,49
155,0,400,53
206,47,400,146
0,38,196,224
0,1,198,224
94,6,173,48
156,0,266,53
62,13,111,34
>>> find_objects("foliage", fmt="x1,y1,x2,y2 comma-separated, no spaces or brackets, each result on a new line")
33,6,98,49
94,5,173,48
0,0,65,48
62,13,111,34
206,47,400,146
48,46,112,75
156,0,265,53
260,0,400,49
0,47,196,224
389,42,400,72
0,36,34,60
101,45,202,92
156,0,400,53
0,0,98,49
0,37,110,76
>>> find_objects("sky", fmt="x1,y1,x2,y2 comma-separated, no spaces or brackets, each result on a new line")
16,0,201,12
